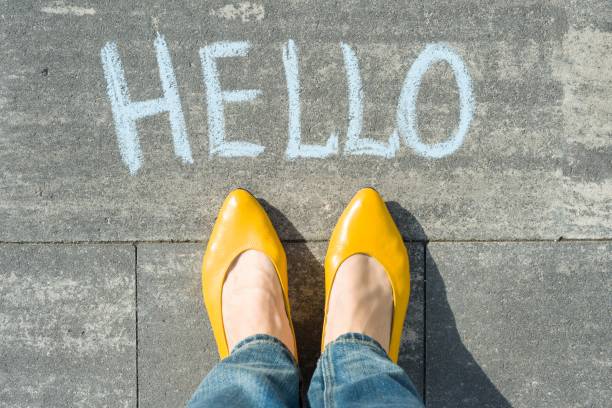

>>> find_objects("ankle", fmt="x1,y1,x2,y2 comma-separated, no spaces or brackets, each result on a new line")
222,250,296,357
324,254,393,351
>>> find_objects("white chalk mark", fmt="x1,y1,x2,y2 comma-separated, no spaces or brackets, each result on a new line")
200,41,264,157
41,2,95,16
283,39,338,159
209,2,265,22
101,33,193,174
396,43,474,158
341,43,399,158
151,16,160,32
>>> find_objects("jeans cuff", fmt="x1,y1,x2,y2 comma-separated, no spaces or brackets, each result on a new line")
323,332,389,357
231,333,298,365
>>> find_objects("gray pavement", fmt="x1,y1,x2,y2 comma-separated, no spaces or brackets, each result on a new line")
0,244,135,407
1,0,611,407
1,1,610,242
426,242,612,407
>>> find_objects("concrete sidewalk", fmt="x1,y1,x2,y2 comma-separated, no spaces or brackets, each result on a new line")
1,1,611,407
1,241,610,407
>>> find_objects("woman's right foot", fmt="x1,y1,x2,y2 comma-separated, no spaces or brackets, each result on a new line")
322,188,410,362
323,254,393,351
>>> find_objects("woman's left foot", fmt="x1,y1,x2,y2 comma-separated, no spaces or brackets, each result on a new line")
222,249,296,358
202,188,296,359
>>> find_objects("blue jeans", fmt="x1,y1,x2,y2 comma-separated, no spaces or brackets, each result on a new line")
188,333,424,407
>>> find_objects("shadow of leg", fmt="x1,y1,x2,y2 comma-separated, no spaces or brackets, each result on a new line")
387,201,512,407
397,240,426,395
259,199,325,399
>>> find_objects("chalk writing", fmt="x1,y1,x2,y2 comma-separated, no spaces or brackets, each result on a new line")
397,43,474,158
101,35,474,174
283,39,339,159
200,41,265,157
341,43,400,158
100,33,192,175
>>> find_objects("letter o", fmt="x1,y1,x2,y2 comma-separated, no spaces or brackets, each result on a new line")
396,43,474,158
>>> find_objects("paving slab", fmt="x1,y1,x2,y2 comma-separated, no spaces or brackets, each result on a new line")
135,243,212,408
136,241,424,406
425,242,612,407
1,1,611,242
0,244,136,408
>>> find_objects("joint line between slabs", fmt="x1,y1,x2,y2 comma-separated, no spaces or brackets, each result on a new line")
0,238,611,245
134,243,139,408
422,241,428,403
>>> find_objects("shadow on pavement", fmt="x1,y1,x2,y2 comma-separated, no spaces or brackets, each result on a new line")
259,199,325,397
387,201,512,407
262,196,510,406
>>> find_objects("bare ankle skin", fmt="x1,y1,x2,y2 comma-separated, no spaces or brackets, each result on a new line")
324,254,393,351
222,250,296,357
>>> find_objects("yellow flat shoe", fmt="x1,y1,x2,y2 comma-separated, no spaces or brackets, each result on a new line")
322,187,410,362
202,188,297,359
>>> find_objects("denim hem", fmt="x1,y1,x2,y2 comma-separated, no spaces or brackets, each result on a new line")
323,332,389,358
231,333,298,366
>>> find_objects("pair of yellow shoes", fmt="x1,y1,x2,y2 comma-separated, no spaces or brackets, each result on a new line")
202,187,410,363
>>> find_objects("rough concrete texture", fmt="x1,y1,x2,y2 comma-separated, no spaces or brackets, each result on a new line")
1,1,610,241
0,244,135,408
136,243,213,408
136,242,425,406
426,242,612,407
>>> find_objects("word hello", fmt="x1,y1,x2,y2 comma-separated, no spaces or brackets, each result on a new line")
101,34,474,175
